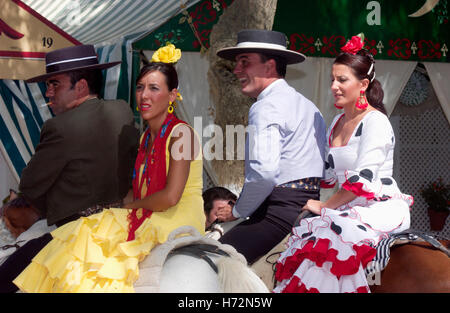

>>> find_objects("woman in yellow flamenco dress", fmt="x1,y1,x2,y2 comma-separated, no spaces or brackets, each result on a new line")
13,44,206,292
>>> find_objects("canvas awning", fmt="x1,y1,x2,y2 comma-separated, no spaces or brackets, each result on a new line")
0,0,80,80
21,0,202,45
0,0,203,189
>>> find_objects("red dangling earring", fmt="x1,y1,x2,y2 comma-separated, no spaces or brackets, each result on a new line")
356,90,368,109
334,103,343,109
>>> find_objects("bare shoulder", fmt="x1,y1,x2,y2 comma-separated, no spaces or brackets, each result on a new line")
169,123,201,160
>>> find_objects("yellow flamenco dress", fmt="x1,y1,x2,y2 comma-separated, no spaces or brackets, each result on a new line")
13,118,205,292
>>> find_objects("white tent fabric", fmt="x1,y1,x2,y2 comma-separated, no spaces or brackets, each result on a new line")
1,0,203,199
0,151,17,199
0,80,51,181
21,0,201,46
375,60,418,116
424,62,450,124
286,57,418,124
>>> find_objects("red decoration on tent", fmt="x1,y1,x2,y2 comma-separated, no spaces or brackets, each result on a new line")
363,38,378,56
387,38,412,59
322,35,346,56
189,0,230,49
289,33,315,55
191,1,218,28
418,40,442,59
192,29,211,49
0,18,24,40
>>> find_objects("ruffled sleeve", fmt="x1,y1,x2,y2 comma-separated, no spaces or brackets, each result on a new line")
342,112,394,199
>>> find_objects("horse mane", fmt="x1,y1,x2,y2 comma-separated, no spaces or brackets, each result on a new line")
217,256,269,293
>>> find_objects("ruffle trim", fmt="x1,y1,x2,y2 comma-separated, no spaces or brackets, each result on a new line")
277,276,319,293
342,180,375,199
320,180,336,189
13,209,159,293
275,238,376,282
276,275,370,293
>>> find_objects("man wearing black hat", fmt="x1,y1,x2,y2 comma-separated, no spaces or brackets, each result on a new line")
0,45,139,292
216,29,327,264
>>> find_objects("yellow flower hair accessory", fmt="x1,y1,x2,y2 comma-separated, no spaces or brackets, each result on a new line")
151,42,181,63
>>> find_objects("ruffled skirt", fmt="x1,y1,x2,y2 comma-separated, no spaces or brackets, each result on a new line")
274,197,411,293
13,209,163,292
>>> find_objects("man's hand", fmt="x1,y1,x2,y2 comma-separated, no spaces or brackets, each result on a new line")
217,201,238,222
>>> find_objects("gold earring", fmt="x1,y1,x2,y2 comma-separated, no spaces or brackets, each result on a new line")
168,101,174,114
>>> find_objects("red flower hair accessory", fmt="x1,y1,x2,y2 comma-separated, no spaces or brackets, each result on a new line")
341,33,364,55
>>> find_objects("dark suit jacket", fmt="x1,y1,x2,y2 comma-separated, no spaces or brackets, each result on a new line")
19,98,139,226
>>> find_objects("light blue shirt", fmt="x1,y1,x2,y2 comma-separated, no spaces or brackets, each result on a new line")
233,79,327,218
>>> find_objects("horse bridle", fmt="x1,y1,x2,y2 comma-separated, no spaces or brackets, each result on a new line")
170,243,231,273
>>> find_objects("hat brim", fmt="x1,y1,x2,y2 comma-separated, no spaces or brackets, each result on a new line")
25,61,121,83
217,46,305,64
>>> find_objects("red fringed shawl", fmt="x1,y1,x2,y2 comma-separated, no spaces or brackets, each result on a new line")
127,113,186,241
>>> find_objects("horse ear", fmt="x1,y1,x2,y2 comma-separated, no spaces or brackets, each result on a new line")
9,189,18,200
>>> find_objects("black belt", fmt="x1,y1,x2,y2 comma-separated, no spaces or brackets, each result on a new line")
55,200,123,227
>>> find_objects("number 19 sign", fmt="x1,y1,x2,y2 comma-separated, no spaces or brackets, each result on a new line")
0,0,81,80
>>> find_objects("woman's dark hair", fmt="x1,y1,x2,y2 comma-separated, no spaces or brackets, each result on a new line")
334,49,387,115
202,187,237,214
137,62,178,90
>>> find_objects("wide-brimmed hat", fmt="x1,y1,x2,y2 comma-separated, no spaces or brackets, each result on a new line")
217,29,305,64
26,45,121,83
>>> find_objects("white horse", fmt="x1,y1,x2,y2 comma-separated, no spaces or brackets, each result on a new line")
0,194,268,293
134,225,269,293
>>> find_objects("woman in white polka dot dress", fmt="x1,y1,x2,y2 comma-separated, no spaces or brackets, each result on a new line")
274,35,413,293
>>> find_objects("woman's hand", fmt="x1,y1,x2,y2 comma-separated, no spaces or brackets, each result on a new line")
302,199,324,215
122,189,134,206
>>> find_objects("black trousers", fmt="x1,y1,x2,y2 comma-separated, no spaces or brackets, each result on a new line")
0,216,79,293
0,233,52,293
219,187,320,265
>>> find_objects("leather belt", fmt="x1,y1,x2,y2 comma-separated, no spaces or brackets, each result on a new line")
277,177,321,190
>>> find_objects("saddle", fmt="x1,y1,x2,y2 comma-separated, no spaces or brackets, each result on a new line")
133,225,248,293
365,229,450,277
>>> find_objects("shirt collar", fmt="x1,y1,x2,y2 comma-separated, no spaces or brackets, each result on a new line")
257,78,285,101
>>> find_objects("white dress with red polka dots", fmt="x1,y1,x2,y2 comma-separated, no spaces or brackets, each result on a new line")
274,110,413,293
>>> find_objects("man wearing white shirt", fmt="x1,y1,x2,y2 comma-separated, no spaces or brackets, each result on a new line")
216,29,326,264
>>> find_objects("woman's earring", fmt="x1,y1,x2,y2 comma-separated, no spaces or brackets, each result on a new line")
356,90,368,109
168,101,174,114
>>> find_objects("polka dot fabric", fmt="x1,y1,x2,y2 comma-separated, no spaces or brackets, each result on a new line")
275,111,412,293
